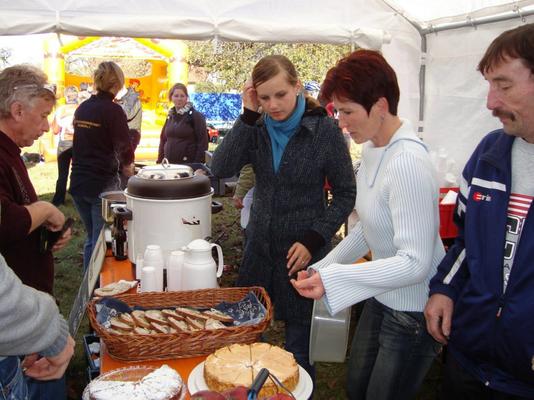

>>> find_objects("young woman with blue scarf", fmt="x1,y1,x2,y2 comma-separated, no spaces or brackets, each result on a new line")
211,55,356,384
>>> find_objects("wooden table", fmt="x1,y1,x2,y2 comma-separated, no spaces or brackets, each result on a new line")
99,254,206,398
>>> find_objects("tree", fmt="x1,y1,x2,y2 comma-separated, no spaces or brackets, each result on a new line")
185,41,351,93
0,48,11,68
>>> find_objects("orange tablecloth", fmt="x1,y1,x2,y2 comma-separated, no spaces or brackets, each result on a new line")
99,254,206,398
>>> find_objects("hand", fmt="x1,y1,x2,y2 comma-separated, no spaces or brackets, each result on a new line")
290,270,325,300
122,162,135,177
286,242,312,275
23,336,75,381
232,195,244,209
43,204,65,232
51,227,72,252
424,294,454,345
242,79,259,112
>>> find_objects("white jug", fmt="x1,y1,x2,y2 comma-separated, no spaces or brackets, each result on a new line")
181,239,224,290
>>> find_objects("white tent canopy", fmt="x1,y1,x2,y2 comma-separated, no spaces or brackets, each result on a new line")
2,0,534,178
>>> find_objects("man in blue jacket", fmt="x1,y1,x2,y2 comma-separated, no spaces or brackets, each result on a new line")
425,23,534,399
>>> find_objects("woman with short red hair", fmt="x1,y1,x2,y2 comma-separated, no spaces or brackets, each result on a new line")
292,50,444,400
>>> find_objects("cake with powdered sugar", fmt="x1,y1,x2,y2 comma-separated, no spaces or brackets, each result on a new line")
87,364,183,400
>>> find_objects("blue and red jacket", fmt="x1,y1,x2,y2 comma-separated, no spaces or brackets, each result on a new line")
429,130,534,398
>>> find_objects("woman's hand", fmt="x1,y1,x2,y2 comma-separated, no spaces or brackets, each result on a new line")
287,242,312,275
232,195,244,210
52,227,72,252
242,79,259,112
290,270,326,300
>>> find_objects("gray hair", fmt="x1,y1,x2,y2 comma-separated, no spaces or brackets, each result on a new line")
0,64,56,120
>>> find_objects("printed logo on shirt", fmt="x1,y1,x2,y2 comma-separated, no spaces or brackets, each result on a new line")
502,193,533,292
473,191,492,202
73,119,101,129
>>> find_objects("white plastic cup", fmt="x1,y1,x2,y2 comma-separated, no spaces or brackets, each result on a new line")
140,266,160,292
167,250,185,291
135,254,144,280
144,244,164,290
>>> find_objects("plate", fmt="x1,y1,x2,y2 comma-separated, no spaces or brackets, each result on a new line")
187,361,313,399
93,280,138,297
82,365,186,400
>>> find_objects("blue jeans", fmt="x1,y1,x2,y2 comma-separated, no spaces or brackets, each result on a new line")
26,376,66,400
0,357,66,400
346,298,441,400
0,357,28,400
72,195,104,270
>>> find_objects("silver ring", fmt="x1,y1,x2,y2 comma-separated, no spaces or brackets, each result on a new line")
301,261,306,265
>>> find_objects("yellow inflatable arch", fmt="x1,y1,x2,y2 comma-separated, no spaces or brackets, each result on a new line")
41,35,188,161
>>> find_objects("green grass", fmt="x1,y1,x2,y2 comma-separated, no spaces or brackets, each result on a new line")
28,161,440,399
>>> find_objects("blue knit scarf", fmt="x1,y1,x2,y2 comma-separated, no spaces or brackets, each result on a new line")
264,93,305,173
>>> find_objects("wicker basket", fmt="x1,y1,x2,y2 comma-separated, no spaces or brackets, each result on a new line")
87,287,272,361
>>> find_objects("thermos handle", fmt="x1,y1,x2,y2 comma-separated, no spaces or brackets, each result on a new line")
112,205,133,220
211,243,224,278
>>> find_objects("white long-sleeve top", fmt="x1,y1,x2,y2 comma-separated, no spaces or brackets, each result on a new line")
313,120,445,314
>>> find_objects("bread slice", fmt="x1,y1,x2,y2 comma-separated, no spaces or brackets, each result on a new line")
168,317,189,332
205,318,226,330
118,313,135,326
110,317,134,331
145,310,168,325
162,309,184,321
203,308,234,323
175,307,209,321
133,326,151,335
185,316,205,330
131,310,151,329
150,322,170,334
108,328,129,335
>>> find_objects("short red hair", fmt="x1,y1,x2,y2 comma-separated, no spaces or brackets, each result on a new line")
321,50,400,115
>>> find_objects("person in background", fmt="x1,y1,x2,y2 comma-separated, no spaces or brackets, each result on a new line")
232,163,255,230
0,252,75,400
70,61,134,270
77,81,91,104
157,83,208,164
291,50,443,400
118,78,143,152
211,55,356,383
425,23,534,399
51,85,78,206
0,64,72,400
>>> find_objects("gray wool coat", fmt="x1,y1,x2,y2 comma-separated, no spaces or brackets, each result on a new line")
211,105,356,324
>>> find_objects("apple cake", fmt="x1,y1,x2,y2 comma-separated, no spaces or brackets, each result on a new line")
203,343,299,398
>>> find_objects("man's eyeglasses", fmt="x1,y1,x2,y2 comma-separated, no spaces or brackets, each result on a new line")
13,83,57,96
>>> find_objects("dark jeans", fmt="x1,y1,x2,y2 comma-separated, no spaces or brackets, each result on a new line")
72,195,104,270
285,321,315,395
440,352,531,400
52,148,72,206
346,298,441,400
0,357,65,400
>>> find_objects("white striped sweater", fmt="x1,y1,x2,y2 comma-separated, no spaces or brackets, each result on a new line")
312,120,446,314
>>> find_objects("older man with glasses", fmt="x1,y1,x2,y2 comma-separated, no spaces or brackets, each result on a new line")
0,64,72,399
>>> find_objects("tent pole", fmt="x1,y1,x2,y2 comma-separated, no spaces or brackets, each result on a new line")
422,8,534,34
380,0,427,139
418,36,427,140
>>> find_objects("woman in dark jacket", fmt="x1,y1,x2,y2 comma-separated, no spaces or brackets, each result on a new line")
211,55,356,383
157,83,207,164
70,61,134,270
